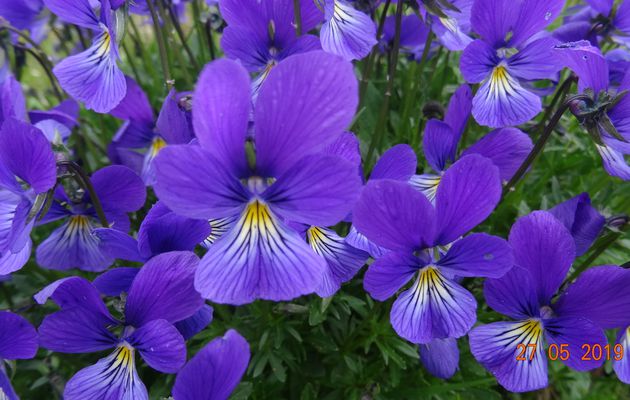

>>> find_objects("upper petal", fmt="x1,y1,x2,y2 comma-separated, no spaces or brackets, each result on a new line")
0,311,38,360
43,0,100,29
91,165,146,213
255,51,358,177
484,266,540,319
508,211,575,306
193,59,250,177
353,179,435,253
370,144,418,181
509,0,564,47
434,154,502,245
125,251,204,327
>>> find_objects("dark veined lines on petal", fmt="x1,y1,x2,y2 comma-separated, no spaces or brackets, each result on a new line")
409,174,441,203
203,216,236,248
306,226,346,260
492,319,545,365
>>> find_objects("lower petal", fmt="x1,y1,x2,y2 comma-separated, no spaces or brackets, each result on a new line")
53,29,126,113
408,174,441,204
544,316,607,371
391,267,477,343
63,346,148,400
306,226,368,297
320,0,377,61
345,225,389,259
0,365,18,400
613,327,630,384
472,66,542,128
469,320,548,392
595,143,630,181
195,200,326,304
202,217,237,248
418,337,460,379
35,216,113,272
0,239,31,275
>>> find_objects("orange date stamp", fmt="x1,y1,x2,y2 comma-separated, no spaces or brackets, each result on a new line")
515,343,624,361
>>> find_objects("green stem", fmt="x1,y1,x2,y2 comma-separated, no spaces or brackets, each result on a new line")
58,161,110,228
146,0,173,89
409,32,433,146
191,0,208,62
531,75,576,135
292,0,302,36
365,0,404,169
166,3,200,71
502,97,575,196
359,0,392,102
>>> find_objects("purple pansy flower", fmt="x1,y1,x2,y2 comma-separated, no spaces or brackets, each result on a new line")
460,0,564,127
172,329,250,400
554,0,630,47
352,153,513,344
419,0,474,51
93,200,211,263
470,210,630,392
219,0,322,85
555,41,630,179
36,251,205,400
0,118,56,275
154,51,362,305
0,311,38,400
35,165,146,271
320,0,377,61
0,0,48,43
44,0,127,113
29,99,80,145
412,84,533,201
380,14,432,60
108,77,195,186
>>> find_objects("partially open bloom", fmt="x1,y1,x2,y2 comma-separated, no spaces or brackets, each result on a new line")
0,311,38,400
460,0,564,127
470,211,630,392
418,0,474,51
353,154,512,344
37,251,206,400
35,165,145,271
44,0,126,112
0,118,56,275
109,77,195,185
554,0,630,47
154,51,362,305
555,40,630,179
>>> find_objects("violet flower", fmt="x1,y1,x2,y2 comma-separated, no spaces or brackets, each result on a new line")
0,311,38,400
352,153,512,344
460,0,564,127
470,210,630,392
35,165,146,271
44,0,127,113
36,251,205,400
418,0,474,51
320,0,377,61
154,51,362,305
108,77,195,186
0,0,48,43
554,0,630,47
0,118,56,275
554,40,630,179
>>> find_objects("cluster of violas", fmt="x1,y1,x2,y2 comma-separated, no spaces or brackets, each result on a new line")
1,0,630,398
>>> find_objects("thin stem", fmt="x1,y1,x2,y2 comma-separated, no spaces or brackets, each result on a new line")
502,97,575,196
292,0,302,36
146,0,173,88
567,218,630,282
191,0,208,61
531,75,577,135
359,0,392,101
205,19,216,60
365,0,404,168
58,161,110,228
167,3,200,70
16,45,64,101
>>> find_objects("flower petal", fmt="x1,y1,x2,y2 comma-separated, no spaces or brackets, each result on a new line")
154,144,249,220
255,50,358,177
554,265,630,329
509,0,564,47
172,330,250,400
53,29,127,113
418,337,459,379
63,347,148,400
0,311,38,360
370,144,417,181
508,211,575,306
484,266,540,319
92,267,139,297
42,0,99,29
262,154,362,226
470,0,517,47
39,307,118,353
345,225,388,259
469,320,547,392
554,41,609,94
353,179,435,253
423,120,457,172
91,165,146,213
460,39,499,83
391,267,477,343
193,59,250,176
437,233,513,278
127,319,186,373
544,316,607,371
174,305,214,341
548,193,605,257
125,251,204,327
461,127,533,182
613,327,630,383
307,226,368,297
195,200,326,304
320,0,377,61
435,154,501,245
